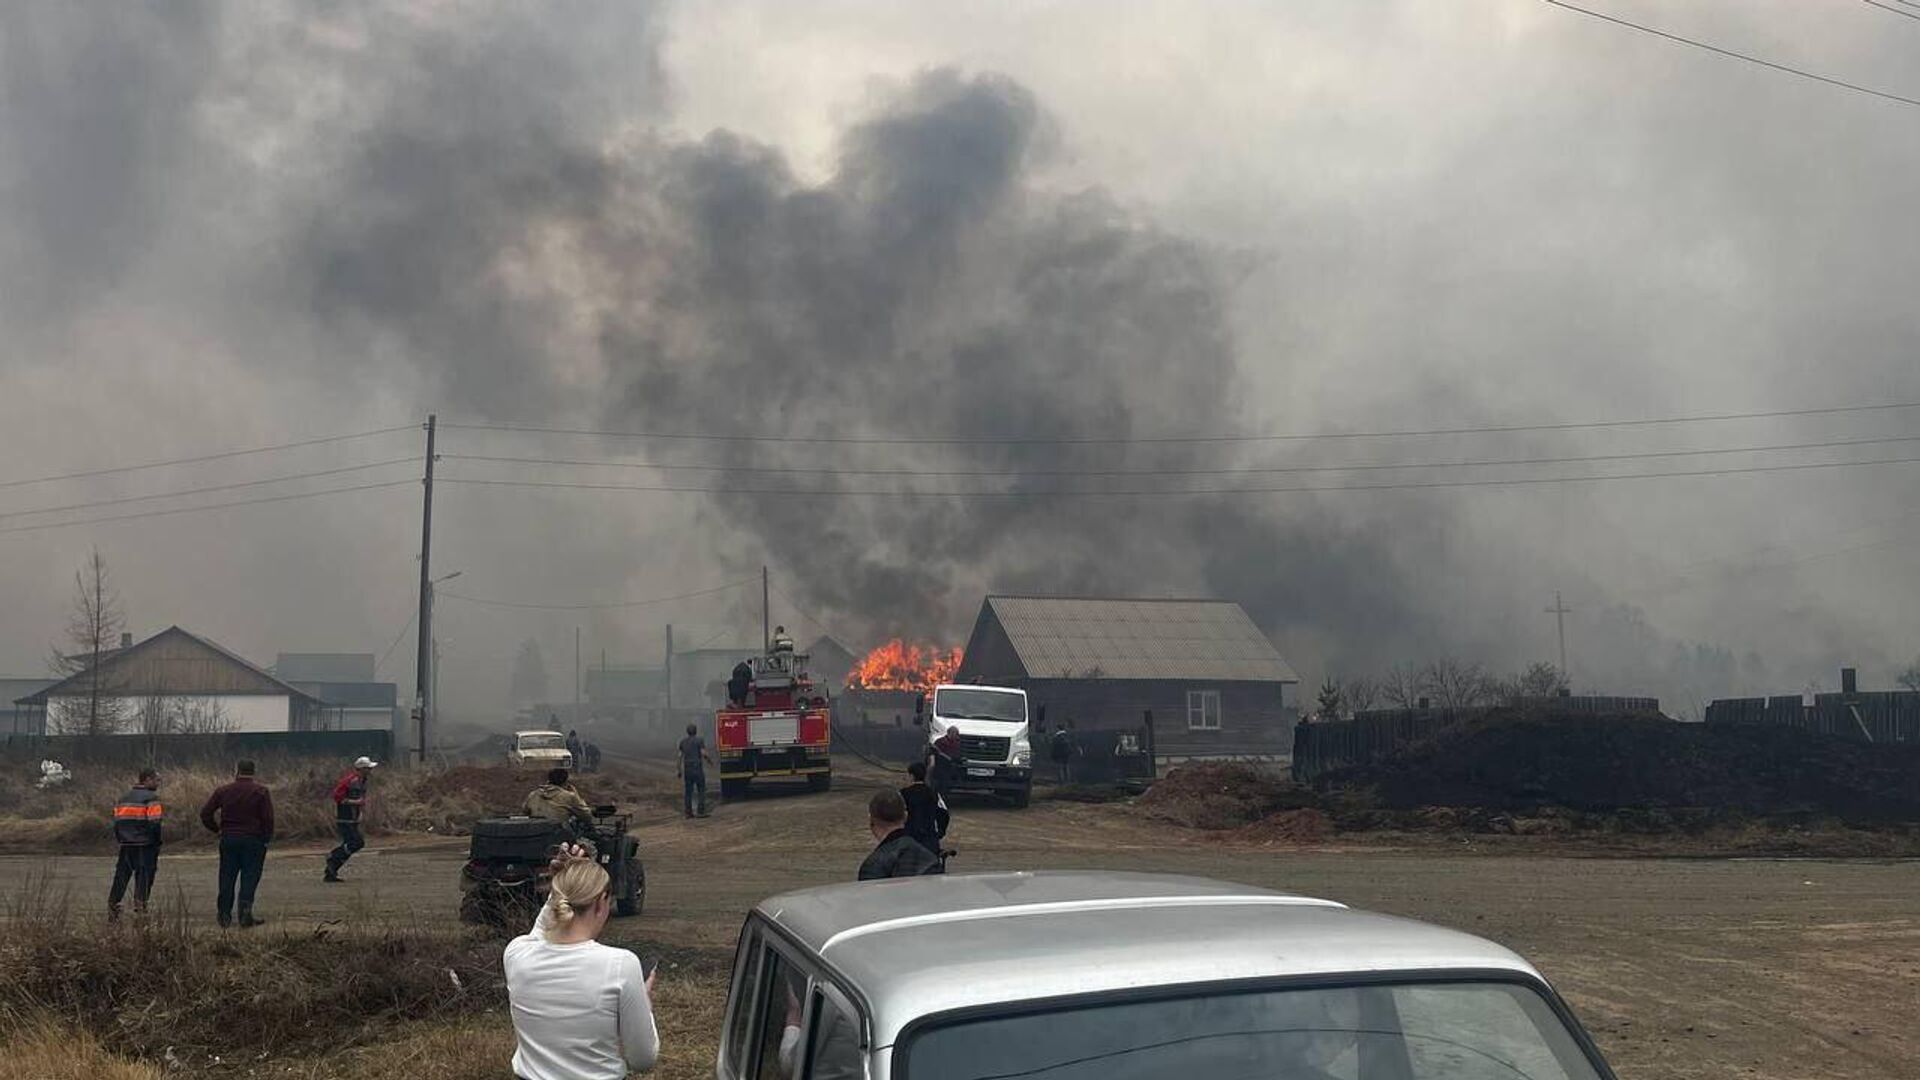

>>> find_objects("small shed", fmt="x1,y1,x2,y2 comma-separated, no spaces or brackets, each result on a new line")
956,596,1301,762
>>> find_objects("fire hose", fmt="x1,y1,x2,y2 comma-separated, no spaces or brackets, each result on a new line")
827,716,914,772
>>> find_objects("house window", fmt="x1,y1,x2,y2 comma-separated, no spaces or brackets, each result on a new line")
1186,690,1221,731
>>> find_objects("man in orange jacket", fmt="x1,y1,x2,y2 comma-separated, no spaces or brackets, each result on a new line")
109,767,163,921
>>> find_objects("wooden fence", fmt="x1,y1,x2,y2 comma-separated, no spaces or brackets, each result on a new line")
1705,693,1920,744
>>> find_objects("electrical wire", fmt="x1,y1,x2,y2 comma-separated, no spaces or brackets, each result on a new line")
1863,0,1920,22
0,479,416,537
436,577,757,611
444,399,1920,447
0,424,417,491
1542,0,1920,109
374,610,419,678
440,433,1920,480
437,452,1920,498
0,458,417,521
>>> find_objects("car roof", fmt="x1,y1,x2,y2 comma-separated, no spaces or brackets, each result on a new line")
755,871,1542,1048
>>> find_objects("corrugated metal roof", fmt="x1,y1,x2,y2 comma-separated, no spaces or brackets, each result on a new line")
985,596,1299,683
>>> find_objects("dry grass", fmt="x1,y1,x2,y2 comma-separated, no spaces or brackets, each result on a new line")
0,1016,164,1080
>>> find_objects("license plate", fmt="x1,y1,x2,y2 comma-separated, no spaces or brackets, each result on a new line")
967,767,994,777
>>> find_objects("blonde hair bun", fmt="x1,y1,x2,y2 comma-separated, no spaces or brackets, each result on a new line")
544,858,611,940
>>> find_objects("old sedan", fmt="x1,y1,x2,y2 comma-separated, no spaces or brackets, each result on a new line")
719,870,1615,1080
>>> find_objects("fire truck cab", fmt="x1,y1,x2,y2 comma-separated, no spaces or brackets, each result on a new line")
715,646,832,799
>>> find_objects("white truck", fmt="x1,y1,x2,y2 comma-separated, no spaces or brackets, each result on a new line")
920,683,1034,808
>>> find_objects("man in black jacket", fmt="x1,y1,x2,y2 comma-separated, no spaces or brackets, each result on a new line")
857,789,942,880
109,767,164,921
899,762,948,856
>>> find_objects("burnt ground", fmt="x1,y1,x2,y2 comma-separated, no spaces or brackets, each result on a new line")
5,757,1917,1080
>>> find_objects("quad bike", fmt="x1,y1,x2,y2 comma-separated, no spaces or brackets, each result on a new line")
459,804,644,926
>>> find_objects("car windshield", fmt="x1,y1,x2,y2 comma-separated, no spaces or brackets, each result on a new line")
519,734,566,750
934,688,1026,723
903,981,1604,1080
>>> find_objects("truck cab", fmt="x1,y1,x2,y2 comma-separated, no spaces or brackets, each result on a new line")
921,683,1032,808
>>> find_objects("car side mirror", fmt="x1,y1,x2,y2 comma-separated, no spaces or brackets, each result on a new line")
914,693,927,716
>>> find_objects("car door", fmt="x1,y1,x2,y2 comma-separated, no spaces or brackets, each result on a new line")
721,919,871,1080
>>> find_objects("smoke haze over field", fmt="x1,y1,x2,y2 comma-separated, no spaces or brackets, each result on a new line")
2,1,1917,719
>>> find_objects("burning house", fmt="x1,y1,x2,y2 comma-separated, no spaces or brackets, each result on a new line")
955,596,1302,764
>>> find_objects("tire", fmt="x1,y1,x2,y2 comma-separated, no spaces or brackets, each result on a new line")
615,841,643,917
720,778,749,800
807,772,833,793
1010,784,1031,809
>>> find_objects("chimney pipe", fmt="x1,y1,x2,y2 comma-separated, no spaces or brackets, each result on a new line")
1841,667,1858,696
120,632,132,649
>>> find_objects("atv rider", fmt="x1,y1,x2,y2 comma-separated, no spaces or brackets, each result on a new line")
526,768,595,847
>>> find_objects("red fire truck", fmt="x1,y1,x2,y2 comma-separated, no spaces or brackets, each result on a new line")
715,644,832,798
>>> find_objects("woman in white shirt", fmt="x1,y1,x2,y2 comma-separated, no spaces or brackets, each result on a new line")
506,844,659,1080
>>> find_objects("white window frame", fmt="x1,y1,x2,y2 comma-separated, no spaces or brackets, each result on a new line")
1186,689,1221,731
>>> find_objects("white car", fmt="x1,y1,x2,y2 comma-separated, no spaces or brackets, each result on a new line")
718,871,1617,1079
506,730,574,771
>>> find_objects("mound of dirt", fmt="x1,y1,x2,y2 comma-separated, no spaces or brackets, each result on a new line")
1321,712,1920,823
1235,807,1331,845
1137,763,1310,830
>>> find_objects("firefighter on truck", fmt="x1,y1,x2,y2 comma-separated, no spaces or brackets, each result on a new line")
715,639,832,799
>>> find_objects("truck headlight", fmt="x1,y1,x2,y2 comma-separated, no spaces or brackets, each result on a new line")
1012,749,1031,766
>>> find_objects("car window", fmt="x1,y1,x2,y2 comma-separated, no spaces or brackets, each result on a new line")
723,931,764,1078
807,986,864,1080
1393,984,1589,1080
755,950,803,1080
902,981,1602,1080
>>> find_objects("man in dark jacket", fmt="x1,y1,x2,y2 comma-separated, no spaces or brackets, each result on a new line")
108,767,164,921
323,756,377,883
858,789,942,880
899,762,948,856
200,760,274,928
1049,723,1076,784
727,660,753,707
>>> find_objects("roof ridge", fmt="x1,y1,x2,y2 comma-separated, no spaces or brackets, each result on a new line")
987,594,1237,604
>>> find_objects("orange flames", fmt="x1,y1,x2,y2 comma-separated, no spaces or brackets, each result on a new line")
847,640,962,692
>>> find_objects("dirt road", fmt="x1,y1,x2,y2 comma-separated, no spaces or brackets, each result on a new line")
10,762,1917,1079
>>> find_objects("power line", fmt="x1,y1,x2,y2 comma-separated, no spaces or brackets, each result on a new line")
441,433,1920,480
0,424,417,492
0,458,416,521
445,399,1920,447
1542,0,1920,109
0,479,416,537
437,577,757,612
439,452,1920,498
1863,0,1920,22
374,610,419,678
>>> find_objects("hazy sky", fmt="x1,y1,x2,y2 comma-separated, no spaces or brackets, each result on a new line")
2,1,1916,719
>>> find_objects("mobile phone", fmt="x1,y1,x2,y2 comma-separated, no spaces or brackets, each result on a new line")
642,956,658,980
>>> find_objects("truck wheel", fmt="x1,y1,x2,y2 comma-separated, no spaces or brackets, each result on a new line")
721,778,749,800
807,772,833,793
1010,784,1031,809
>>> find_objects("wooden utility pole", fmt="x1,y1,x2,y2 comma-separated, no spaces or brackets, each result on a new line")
413,414,437,764
762,565,770,653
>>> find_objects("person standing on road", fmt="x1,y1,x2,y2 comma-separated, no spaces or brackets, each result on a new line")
676,724,715,818
899,762,948,857
199,760,274,928
108,767,164,921
566,729,585,766
1049,722,1076,784
505,842,659,1080
927,726,962,798
858,789,942,880
324,756,378,883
